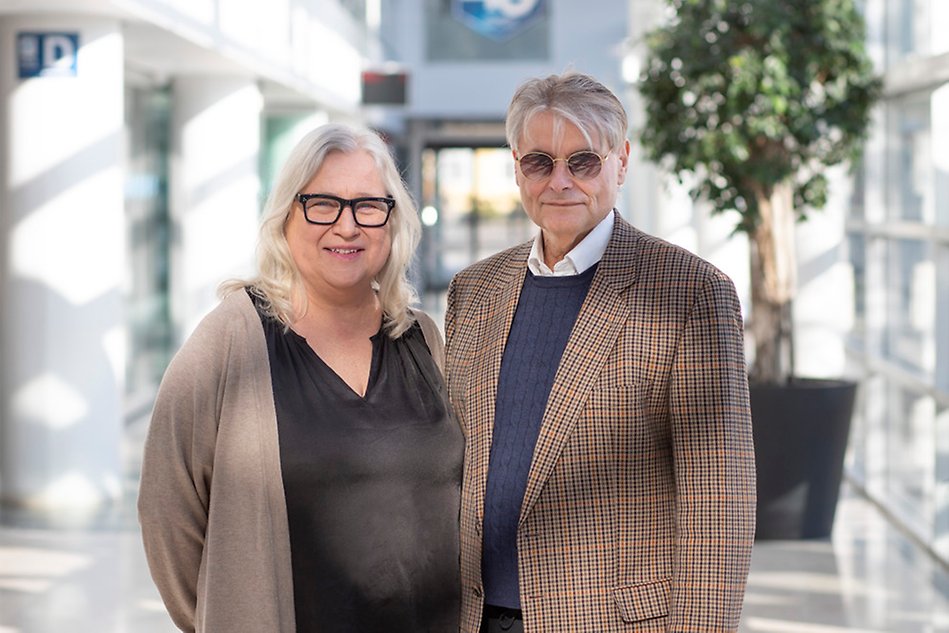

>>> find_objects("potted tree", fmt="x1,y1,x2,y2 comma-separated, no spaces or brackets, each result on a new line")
636,0,882,539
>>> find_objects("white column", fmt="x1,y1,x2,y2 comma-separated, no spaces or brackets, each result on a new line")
169,76,262,341
0,15,125,510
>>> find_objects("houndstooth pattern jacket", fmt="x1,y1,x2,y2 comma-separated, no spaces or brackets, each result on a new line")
444,212,756,632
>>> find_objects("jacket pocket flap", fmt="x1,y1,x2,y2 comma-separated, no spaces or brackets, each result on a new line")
612,578,671,623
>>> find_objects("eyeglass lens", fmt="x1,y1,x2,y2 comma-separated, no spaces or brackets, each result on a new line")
518,151,604,180
301,195,392,226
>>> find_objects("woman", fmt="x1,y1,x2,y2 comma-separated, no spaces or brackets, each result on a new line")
138,123,462,632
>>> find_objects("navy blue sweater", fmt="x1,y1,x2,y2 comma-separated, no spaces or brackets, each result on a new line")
481,264,597,608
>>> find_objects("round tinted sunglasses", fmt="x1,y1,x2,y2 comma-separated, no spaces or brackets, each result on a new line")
515,150,611,181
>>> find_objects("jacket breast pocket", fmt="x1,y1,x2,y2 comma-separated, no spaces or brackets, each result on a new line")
586,380,650,410
612,578,671,623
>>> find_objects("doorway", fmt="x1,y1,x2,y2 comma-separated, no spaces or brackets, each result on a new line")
418,145,533,293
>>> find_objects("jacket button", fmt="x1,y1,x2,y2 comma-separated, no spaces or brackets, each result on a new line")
473,586,483,597
475,523,482,536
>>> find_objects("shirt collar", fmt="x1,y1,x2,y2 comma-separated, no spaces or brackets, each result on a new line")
528,211,614,276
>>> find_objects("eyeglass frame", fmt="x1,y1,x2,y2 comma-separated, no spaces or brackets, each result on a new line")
514,149,612,181
295,193,396,227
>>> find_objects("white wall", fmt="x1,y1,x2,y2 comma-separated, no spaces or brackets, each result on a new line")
0,14,125,509
382,0,629,121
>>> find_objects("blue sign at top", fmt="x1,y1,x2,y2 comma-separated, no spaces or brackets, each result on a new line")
452,0,546,41
18,32,79,78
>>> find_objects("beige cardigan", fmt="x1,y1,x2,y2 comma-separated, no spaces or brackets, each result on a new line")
138,289,445,632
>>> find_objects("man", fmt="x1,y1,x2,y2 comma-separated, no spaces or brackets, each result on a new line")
444,71,756,633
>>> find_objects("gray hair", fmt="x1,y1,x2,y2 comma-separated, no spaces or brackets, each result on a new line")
221,122,421,338
506,71,628,154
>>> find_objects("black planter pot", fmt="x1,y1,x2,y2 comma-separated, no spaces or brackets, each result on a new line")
751,378,857,540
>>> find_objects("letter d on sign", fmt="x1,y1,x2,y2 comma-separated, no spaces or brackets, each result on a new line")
17,32,79,78
43,35,78,73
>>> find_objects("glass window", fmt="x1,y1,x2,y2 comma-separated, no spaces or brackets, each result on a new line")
848,0,949,565
338,0,367,22
887,92,933,223
937,245,949,392
419,146,527,292
124,85,172,404
261,115,318,209
851,372,888,491
884,383,936,538
885,238,936,379
847,233,867,337
935,405,949,561
886,0,932,62
848,160,866,221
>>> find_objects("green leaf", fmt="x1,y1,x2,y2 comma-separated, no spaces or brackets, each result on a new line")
637,0,882,232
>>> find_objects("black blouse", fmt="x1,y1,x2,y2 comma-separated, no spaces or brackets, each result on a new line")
255,296,463,632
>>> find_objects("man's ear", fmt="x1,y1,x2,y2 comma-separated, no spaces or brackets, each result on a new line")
617,139,631,186
512,149,522,186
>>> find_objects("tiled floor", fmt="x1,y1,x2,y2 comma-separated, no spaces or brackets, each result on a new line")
2,463,949,631
740,491,949,632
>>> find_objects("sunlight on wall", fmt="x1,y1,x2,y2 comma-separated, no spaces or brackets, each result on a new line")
8,33,122,188
188,86,262,183
177,81,262,320
12,374,87,431
184,174,259,285
41,472,121,508
219,0,290,61
313,25,361,103
10,167,124,306
102,324,126,392
7,27,124,306
290,8,361,104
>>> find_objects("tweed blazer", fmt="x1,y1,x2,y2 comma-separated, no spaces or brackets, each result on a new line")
138,289,445,632
444,212,756,632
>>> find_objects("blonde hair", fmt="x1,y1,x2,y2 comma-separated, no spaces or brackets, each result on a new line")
221,122,421,338
506,71,628,154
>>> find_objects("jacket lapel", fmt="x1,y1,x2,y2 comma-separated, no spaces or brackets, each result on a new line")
467,243,530,527
519,213,639,525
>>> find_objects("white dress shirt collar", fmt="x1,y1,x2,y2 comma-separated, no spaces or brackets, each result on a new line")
527,211,615,277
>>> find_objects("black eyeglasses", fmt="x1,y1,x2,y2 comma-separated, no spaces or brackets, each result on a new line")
296,193,395,227
515,150,611,181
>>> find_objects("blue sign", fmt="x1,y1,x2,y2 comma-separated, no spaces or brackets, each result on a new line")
18,32,79,78
452,0,546,41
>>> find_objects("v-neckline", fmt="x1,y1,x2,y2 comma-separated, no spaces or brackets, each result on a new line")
287,327,383,400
